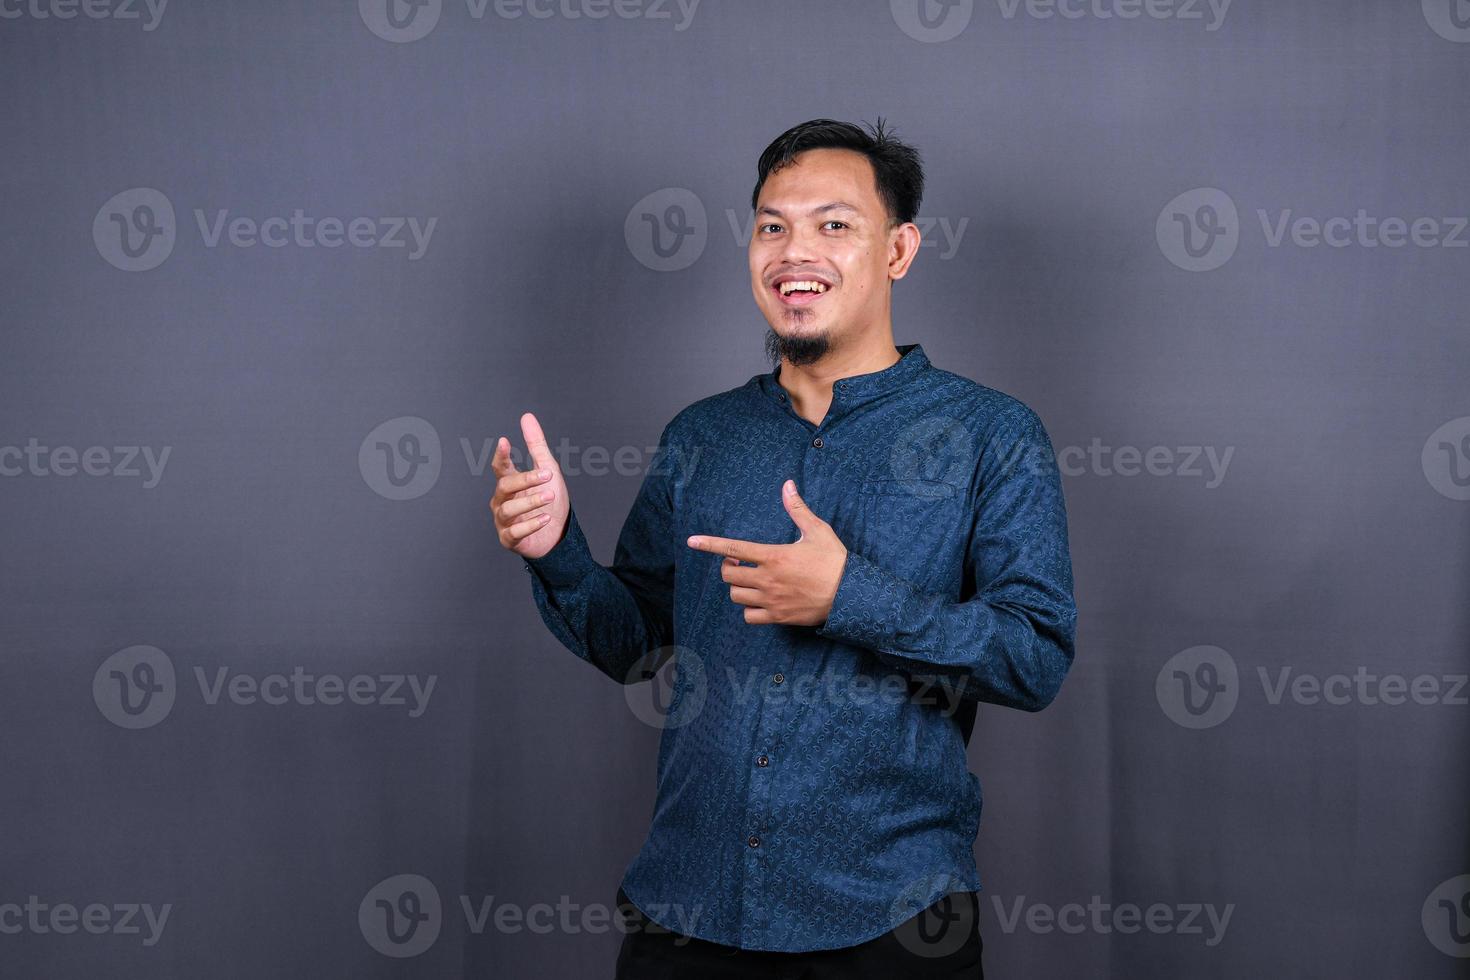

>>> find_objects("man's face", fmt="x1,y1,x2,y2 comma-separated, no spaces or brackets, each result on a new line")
749,148,909,359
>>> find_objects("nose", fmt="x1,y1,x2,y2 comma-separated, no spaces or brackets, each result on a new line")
775,222,822,268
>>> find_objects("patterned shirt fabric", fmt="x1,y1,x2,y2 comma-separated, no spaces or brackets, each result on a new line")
522,343,1077,953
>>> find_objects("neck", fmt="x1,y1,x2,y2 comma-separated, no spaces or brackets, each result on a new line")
777,330,901,426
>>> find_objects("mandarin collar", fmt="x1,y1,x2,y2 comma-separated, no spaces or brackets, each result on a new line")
760,343,930,409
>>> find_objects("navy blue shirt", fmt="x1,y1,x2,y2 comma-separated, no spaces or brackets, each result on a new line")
523,343,1077,952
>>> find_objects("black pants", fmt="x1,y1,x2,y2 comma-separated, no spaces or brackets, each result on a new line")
612,886,984,979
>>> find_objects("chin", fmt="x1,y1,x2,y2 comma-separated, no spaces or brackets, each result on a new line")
768,306,826,330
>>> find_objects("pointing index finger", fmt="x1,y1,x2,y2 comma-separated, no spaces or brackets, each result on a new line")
520,412,557,471
687,534,769,564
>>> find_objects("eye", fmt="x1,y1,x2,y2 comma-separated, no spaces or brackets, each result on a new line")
823,221,848,230
759,223,783,234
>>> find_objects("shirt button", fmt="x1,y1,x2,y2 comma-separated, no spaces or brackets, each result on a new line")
748,835,761,848
772,673,784,685
812,436,823,448
756,755,769,767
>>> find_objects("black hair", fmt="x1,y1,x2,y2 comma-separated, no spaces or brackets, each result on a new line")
750,117,925,227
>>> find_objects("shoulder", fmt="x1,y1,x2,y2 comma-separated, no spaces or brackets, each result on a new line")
922,365,1053,443
662,377,765,442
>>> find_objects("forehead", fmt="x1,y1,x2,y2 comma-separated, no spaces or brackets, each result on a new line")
757,148,883,214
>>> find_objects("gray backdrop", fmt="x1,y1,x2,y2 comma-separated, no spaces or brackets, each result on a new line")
3,1,1468,977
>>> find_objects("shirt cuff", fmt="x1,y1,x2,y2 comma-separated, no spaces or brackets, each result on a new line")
816,550,917,653
523,509,599,589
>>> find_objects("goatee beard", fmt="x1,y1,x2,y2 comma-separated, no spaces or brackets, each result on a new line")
764,327,831,368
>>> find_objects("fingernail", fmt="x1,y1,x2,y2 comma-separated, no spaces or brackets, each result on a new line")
538,513,550,523
540,490,553,502
536,470,550,480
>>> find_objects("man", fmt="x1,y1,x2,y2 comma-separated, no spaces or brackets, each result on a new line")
491,118,1077,977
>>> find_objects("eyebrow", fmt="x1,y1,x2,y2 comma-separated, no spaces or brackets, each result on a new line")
755,202,862,219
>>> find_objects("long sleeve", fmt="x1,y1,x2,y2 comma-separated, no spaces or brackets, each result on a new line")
522,425,678,684
815,405,1077,712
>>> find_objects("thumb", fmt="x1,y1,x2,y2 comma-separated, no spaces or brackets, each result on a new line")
489,436,517,478
782,479,823,538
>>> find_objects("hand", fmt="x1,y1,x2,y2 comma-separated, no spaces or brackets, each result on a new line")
686,480,848,626
490,412,571,560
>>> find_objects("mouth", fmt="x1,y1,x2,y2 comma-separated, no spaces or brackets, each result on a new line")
770,277,832,308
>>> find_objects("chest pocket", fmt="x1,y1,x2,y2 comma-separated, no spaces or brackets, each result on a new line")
837,478,968,592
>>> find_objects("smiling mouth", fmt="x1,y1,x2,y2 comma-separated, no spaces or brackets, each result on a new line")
772,280,830,307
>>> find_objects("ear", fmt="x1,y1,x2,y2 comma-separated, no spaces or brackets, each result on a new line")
887,220,922,281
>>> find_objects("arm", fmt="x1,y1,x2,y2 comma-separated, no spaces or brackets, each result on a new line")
520,425,679,685
815,406,1077,711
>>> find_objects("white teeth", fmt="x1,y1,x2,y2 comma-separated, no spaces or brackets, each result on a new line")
778,280,828,296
